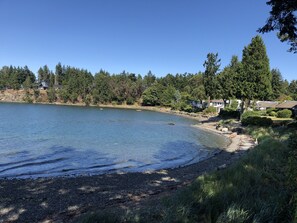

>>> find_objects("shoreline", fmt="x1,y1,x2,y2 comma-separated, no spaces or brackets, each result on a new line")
0,97,207,122
0,101,256,222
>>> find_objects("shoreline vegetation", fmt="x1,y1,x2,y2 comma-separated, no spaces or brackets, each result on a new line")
0,100,257,223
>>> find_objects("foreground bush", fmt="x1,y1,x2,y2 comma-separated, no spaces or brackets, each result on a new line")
241,110,262,120
266,108,277,116
219,108,240,119
203,106,217,114
277,109,292,118
241,116,273,126
163,129,297,223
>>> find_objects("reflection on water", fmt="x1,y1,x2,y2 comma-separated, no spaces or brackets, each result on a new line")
0,103,228,178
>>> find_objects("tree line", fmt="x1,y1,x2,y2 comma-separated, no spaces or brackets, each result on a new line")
0,35,296,111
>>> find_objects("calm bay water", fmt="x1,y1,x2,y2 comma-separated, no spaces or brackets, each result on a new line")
0,103,228,178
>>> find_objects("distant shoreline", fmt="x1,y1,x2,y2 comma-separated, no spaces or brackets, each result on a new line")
0,98,207,122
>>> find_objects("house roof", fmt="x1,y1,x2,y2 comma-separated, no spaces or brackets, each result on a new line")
210,99,224,103
256,101,278,108
276,101,297,109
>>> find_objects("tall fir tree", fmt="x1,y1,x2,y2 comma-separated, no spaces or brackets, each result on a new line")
241,35,272,101
271,68,285,100
217,55,242,106
203,53,221,100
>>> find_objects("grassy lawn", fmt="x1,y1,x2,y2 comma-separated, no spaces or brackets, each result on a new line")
268,117,293,121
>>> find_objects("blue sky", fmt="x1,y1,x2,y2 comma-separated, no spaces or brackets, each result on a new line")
0,0,296,81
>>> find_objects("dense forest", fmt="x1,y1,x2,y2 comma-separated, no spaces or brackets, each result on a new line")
0,35,296,111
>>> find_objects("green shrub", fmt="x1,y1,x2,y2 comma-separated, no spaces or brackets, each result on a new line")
219,108,240,119
230,99,239,110
270,111,277,117
277,109,292,118
47,88,56,103
241,110,261,120
58,89,69,103
83,94,92,106
216,205,250,223
172,101,194,112
266,108,277,116
23,93,33,103
33,89,40,99
203,106,217,114
126,97,135,105
241,116,273,126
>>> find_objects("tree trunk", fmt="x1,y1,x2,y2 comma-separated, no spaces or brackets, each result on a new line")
240,98,245,118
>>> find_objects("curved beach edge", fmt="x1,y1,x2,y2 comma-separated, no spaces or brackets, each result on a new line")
0,113,256,223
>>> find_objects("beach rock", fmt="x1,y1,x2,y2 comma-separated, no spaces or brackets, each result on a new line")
221,128,228,132
229,132,237,138
217,164,227,170
232,127,244,134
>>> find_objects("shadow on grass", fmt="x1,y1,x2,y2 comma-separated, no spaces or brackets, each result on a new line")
162,131,297,223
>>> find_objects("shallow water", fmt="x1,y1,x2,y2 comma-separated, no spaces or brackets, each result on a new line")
0,103,228,178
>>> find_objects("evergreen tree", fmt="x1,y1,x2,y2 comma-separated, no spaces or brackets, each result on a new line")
289,80,297,100
38,65,51,84
55,62,63,85
23,76,32,90
203,53,220,100
259,0,297,52
217,55,242,105
271,68,285,100
241,35,272,101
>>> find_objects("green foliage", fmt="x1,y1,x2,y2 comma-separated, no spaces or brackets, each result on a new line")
23,92,33,103
219,108,240,119
270,111,277,117
270,68,285,100
241,110,262,120
241,116,273,126
23,76,32,90
266,108,277,116
258,0,297,53
172,101,193,112
277,109,293,118
160,85,177,107
241,35,272,101
33,89,40,100
163,129,296,223
203,106,217,114
70,92,78,103
203,53,220,100
38,65,51,84
230,99,239,110
0,65,35,90
288,80,297,100
216,204,250,223
58,88,69,103
47,88,56,103
142,84,161,106
126,97,135,105
83,94,92,106
217,56,241,101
